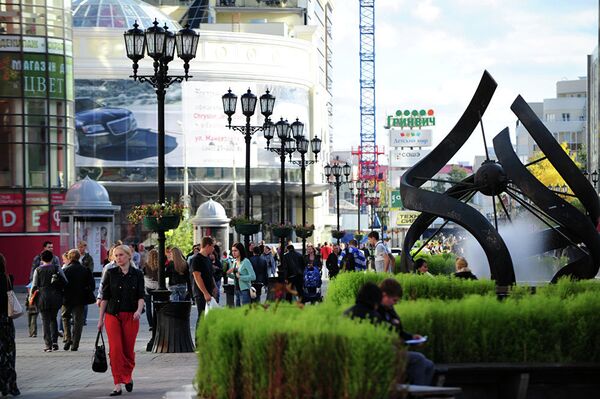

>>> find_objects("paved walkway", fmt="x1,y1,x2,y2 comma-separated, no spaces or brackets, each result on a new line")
12,292,197,399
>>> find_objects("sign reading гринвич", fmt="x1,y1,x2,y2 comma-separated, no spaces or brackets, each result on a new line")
390,128,432,147
386,109,435,128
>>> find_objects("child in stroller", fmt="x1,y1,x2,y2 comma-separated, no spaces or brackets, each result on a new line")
302,263,322,304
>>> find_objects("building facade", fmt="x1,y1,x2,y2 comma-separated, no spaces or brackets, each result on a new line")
516,78,587,163
0,0,75,284
71,0,333,246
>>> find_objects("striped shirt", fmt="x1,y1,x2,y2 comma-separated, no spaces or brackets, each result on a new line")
338,246,367,271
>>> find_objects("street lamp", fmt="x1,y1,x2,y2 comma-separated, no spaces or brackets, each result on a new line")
325,162,351,243
124,20,198,291
124,20,198,353
264,118,296,253
289,131,321,255
365,188,381,230
349,179,369,235
222,88,276,248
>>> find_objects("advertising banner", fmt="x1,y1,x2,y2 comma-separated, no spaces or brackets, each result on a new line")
75,79,309,169
0,192,64,233
390,148,431,167
390,128,432,147
74,221,112,273
396,211,421,226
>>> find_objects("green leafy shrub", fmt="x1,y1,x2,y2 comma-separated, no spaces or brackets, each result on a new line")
326,272,496,306
195,303,406,399
399,291,600,363
412,253,457,275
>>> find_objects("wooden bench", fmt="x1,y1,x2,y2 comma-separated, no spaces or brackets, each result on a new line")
434,363,600,399
397,384,462,398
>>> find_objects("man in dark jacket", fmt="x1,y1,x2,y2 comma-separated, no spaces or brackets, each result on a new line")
249,246,268,302
283,245,304,301
377,278,434,385
62,249,95,351
343,282,382,322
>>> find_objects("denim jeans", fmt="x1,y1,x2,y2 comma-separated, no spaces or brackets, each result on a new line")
214,280,221,304
169,284,188,302
407,351,435,385
144,293,153,327
235,289,251,306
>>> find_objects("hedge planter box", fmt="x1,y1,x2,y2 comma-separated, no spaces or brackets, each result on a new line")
235,223,262,236
272,226,293,238
143,215,180,231
295,228,313,238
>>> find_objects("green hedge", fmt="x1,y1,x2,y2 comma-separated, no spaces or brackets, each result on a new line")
195,303,406,399
399,291,600,363
413,253,457,275
326,272,496,306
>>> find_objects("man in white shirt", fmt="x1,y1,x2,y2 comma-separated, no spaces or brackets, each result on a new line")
368,231,390,273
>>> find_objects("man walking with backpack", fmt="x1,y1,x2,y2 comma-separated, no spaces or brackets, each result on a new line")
368,231,392,273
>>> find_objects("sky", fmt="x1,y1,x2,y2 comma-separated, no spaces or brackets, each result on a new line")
331,0,598,165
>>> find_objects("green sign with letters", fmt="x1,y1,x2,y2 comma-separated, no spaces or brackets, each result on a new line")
386,109,436,128
391,190,403,209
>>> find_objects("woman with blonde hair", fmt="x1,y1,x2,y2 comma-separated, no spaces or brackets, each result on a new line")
166,247,192,302
453,256,477,280
98,245,144,396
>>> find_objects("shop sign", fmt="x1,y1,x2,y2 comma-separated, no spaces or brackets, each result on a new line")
390,190,403,209
386,109,436,128
396,211,420,226
390,129,432,147
0,35,46,53
390,148,431,167
0,52,70,99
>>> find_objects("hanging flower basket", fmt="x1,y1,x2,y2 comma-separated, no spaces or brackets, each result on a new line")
143,215,181,231
294,224,315,239
331,230,346,239
272,226,293,238
354,233,364,242
235,223,262,236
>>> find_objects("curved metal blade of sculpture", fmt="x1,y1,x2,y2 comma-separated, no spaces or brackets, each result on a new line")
497,96,600,281
400,71,600,285
399,70,517,286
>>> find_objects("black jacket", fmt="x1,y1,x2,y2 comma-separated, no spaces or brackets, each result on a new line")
249,255,268,286
283,250,304,279
454,270,478,280
303,254,322,270
377,305,413,342
32,264,65,311
63,261,95,307
326,253,340,277
343,301,382,324
101,267,145,315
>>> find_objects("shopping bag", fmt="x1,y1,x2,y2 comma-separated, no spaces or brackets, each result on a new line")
204,298,219,316
92,330,108,373
7,290,24,319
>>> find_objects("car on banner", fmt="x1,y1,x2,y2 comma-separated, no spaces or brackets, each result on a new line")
74,97,138,155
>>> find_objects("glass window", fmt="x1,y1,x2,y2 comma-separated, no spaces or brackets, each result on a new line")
24,124,48,142
50,144,66,187
0,21,21,34
23,23,46,36
0,143,23,187
24,99,46,120
46,24,64,38
22,0,46,6
0,53,22,97
26,143,47,187
0,206,24,233
0,99,23,125
0,125,23,143
21,7,47,25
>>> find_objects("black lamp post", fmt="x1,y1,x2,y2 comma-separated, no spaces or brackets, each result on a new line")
349,179,369,235
365,188,381,230
222,88,276,248
124,20,198,291
325,162,351,243
290,133,322,255
592,171,599,188
264,118,299,254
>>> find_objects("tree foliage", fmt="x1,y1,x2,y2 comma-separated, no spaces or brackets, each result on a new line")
165,218,194,255
527,143,581,204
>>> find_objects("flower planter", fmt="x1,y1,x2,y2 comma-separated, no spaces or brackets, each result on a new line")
295,228,314,239
143,215,180,231
272,226,293,238
235,223,262,236
354,234,364,242
331,230,345,239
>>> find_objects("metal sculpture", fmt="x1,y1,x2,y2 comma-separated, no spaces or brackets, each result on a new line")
399,71,600,285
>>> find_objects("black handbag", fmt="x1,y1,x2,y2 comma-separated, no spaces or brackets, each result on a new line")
92,330,108,373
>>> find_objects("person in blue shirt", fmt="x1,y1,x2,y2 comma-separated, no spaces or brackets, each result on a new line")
338,239,367,271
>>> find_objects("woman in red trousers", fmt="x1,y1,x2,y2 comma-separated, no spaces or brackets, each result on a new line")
98,245,144,396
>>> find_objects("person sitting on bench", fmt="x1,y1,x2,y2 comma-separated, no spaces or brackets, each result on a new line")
378,278,435,385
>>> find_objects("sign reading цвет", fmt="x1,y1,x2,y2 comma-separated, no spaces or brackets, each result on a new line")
390,129,432,147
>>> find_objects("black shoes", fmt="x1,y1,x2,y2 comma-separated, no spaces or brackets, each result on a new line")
52,343,59,351
64,341,72,351
9,387,20,396
109,390,122,396
125,381,133,392
71,347,78,351
43,348,52,352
